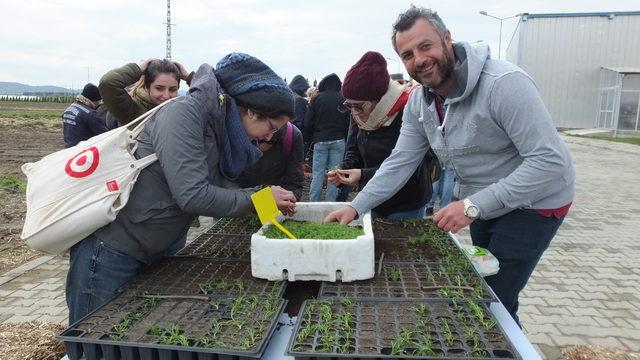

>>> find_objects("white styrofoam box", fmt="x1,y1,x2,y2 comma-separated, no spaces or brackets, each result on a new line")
251,202,374,282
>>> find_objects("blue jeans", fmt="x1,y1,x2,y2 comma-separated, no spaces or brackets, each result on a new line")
471,209,564,326
371,206,426,220
66,234,144,325
427,167,455,209
163,235,187,256
336,185,352,202
310,139,345,202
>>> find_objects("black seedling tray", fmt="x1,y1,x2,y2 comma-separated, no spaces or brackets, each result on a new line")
60,292,287,360
372,219,450,239
204,216,263,236
373,220,469,263
288,299,521,360
319,262,496,303
176,234,251,260
375,237,467,264
121,257,286,299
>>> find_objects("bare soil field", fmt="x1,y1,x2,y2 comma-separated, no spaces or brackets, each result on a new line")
0,101,66,274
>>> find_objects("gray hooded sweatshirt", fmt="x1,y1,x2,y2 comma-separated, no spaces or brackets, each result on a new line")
96,63,256,263
351,42,575,220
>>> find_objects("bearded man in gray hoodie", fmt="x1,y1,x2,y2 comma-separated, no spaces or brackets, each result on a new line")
326,6,575,325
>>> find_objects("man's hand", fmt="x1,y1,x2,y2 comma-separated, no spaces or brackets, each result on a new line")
432,200,474,233
324,206,358,225
270,186,296,216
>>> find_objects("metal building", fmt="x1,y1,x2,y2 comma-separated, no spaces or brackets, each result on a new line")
506,11,640,131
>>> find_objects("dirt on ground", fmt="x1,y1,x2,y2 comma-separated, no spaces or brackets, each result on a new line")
0,322,66,360
0,114,64,274
562,345,640,360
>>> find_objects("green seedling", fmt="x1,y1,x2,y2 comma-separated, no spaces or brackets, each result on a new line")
264,219,364,239
413,333,436,356
386,265,401,281
414,304,428,318
440,318,454,346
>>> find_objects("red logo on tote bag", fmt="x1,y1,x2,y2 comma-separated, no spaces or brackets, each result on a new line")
106,180,119,192
65,147,100,178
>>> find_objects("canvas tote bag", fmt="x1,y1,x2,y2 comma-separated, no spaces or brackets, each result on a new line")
20,98,175,254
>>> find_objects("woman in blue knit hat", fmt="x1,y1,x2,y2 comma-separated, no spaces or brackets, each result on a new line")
65,53,297,325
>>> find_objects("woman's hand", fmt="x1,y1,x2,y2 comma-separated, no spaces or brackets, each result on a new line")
270,186,297,216
137,58,154,72
334,169,361,187
173,61,190,80
326,169,341,186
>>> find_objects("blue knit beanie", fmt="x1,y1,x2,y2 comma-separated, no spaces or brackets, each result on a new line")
215,53,294,117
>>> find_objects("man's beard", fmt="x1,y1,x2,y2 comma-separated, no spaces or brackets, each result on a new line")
410,44,455,90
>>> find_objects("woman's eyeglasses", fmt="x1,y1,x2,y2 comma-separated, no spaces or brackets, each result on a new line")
338,101,368,113
266,119,278,133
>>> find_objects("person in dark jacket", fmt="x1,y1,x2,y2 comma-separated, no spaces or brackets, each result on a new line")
288,75,309,131
65,53,298,325
99,58,193,126
327,51,431,219
304,73,350,201
237,122,305,201
61,83,109,148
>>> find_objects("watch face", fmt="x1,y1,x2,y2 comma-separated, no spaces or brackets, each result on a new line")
468,206,479,218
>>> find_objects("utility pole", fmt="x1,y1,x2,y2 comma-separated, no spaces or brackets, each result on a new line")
85,66,90,83
164,0,174,60
479,11,522,60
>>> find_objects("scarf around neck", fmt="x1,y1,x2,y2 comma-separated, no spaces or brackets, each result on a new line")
353,80,414,131
129,82,157,111
218,98,263,180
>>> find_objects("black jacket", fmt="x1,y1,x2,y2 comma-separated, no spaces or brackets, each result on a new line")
303,74,350,143
62,101,109,148
341,110,433,217
237,124,305,201
289,75,309,131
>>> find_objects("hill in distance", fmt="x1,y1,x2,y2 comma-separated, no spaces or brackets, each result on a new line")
0,82,74,95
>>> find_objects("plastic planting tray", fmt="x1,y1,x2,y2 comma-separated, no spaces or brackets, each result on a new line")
205,216,263,236
372,219,452,241
319,262,497,302
61,292,287,360
374,236,467,264
288,299,521,359
121,257,286,299
372,219,470,263
177,234,252,260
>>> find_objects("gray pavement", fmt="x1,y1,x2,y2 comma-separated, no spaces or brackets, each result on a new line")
0,135,638,359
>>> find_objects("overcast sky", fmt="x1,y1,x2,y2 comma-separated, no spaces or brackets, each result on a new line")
0,0,637,89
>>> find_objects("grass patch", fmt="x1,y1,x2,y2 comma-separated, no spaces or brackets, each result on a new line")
264,220,364,239
0,109,61,120
568,134,640,146
0,175,27,192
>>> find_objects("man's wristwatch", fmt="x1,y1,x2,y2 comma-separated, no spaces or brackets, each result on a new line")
463,198,480,220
